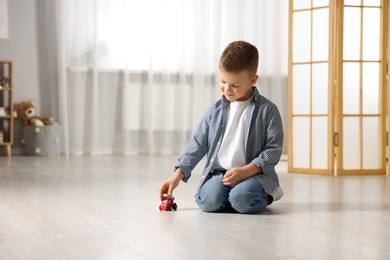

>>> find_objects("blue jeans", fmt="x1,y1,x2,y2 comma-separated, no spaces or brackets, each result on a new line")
195,171,270,214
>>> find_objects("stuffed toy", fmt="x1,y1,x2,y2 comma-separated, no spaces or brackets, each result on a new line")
0,76,9,89
16,100,54,126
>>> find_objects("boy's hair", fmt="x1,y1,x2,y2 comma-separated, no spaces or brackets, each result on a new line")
219,41,259,76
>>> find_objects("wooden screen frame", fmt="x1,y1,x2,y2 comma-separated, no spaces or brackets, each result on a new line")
336,0,386,175
387,0,390,175
288,0,335,175
288,0,387,175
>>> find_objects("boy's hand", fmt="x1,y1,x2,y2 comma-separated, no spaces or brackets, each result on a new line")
222,167,249,186
222,164,261,186
159,169,184,200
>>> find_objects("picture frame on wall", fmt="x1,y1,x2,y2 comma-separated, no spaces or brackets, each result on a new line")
0,0,8,39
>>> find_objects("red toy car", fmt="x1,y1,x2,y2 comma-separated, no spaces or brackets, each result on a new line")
159,194,178,211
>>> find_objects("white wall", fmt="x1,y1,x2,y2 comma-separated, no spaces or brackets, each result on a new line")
0,0,57,154
0,0,40,105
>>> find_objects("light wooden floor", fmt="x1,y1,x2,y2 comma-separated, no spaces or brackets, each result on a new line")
0,155,389,260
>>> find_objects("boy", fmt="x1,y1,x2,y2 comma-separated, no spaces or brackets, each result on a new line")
159,41,283,214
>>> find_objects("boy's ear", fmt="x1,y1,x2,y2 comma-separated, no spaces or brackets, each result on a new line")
250,74,259,85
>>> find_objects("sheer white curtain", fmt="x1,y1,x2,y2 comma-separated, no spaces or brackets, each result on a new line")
55,0,288,155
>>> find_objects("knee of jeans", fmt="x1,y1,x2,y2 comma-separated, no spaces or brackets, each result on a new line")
229,189,268,214
196,192,226,212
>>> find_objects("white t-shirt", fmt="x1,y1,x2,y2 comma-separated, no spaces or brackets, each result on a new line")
215,99,251,170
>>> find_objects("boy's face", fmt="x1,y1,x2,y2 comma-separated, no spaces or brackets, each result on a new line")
219,69,258,102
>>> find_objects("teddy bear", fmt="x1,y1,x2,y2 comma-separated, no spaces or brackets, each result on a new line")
16,100,54,126
0,76,9,89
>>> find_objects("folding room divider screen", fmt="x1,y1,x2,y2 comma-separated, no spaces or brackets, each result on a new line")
388,0,390,176
288,0,388,175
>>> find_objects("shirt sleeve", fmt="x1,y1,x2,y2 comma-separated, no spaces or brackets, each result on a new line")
174,104,214,182
250,104,284,175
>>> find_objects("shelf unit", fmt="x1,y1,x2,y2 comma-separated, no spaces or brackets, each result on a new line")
0,61,13,156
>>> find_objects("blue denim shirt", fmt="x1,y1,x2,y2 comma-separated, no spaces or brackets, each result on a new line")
175,87,284,199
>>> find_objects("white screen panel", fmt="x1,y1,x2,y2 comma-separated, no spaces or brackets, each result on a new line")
343,117,360,169
345,0,362,5
312,117,328,169
294,0,311,10
363,0,381,6
362,62,379,114
313,0,329,8
293,64,311,114
362,117,380,168
293,11,311,62
293,117,310,168
343,63,360,114
363,8,380,61
312,63,328,114
313,8,329,61
343,7,361,60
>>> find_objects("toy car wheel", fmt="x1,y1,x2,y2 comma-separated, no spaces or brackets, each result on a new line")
168,207,172,211
173,204,177,210
159,205,162,211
